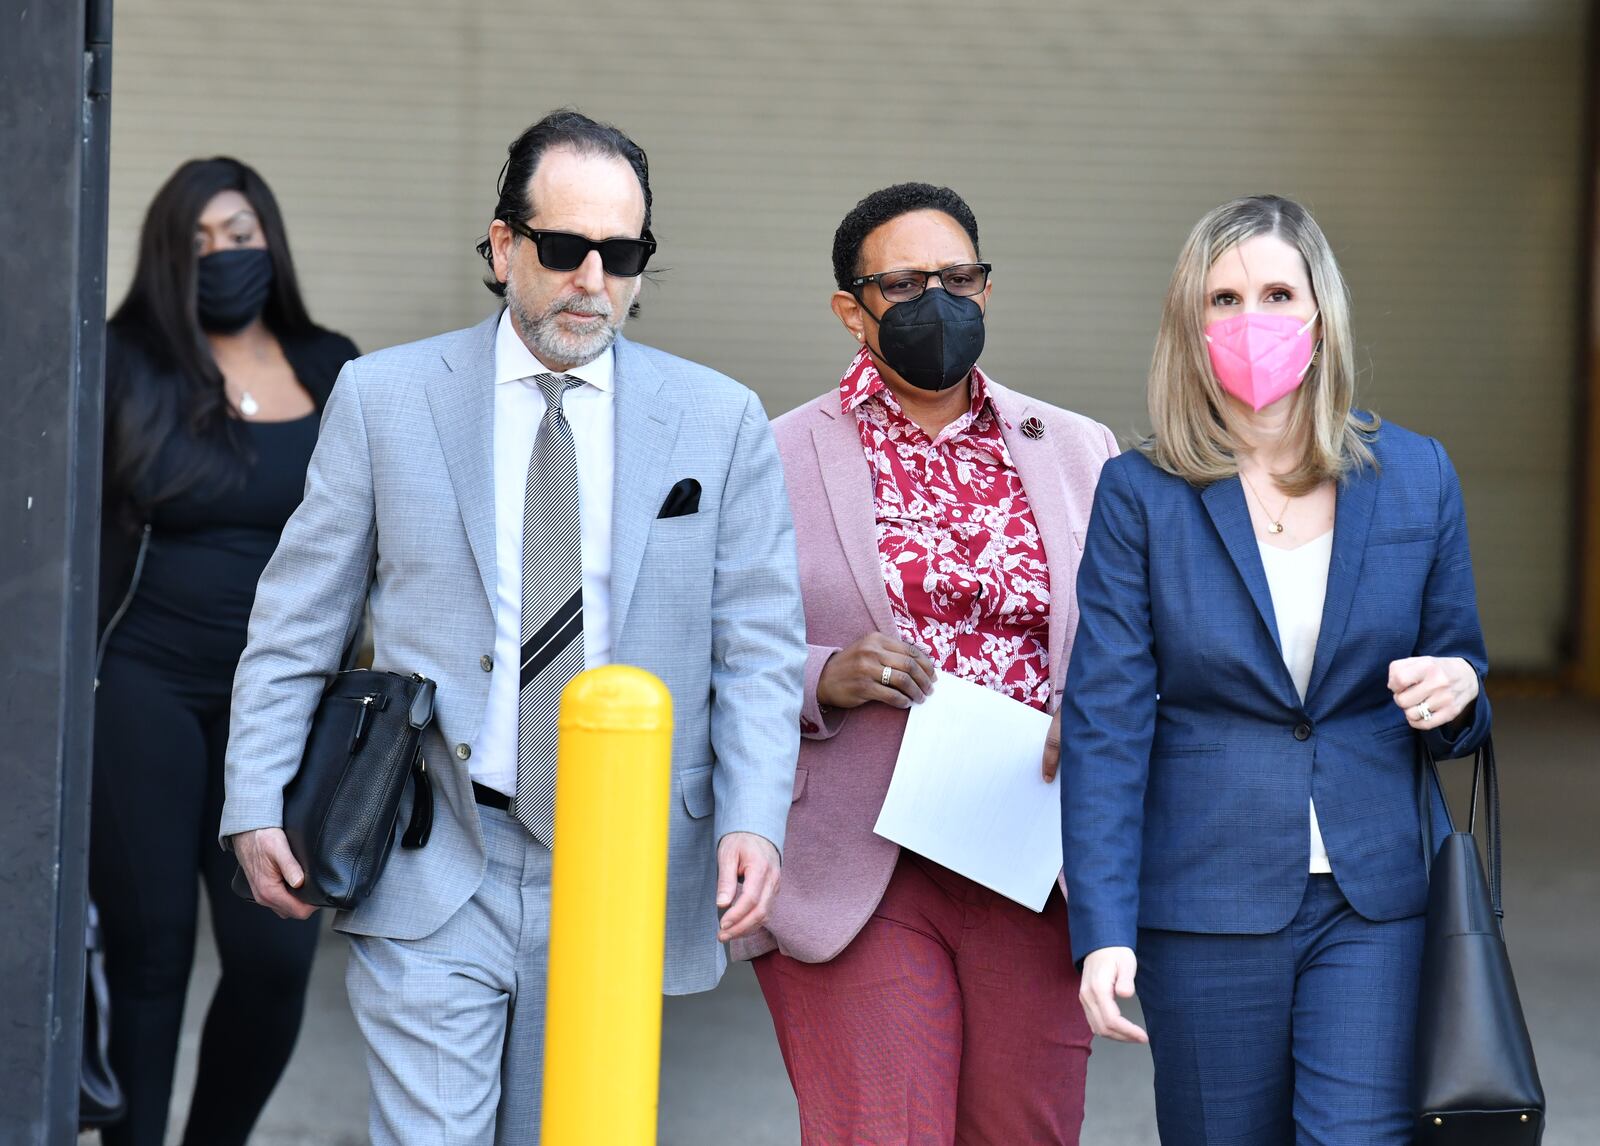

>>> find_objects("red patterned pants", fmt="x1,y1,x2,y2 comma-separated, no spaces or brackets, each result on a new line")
753,852,1092,1145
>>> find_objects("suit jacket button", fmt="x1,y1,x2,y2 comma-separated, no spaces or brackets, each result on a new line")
1294,723,1313,741
480,654,494,672
456,743,472,760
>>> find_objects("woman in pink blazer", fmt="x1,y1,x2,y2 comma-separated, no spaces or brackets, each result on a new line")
733,183,1118,1144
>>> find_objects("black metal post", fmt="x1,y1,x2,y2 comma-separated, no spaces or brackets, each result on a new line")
0,0,112,1140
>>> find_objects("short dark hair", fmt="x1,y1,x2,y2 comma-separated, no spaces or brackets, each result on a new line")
476,109,652,297
831,183,980,291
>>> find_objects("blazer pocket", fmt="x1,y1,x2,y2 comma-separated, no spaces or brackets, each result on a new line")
680,765,714,819
1154,742,1225,756
650,512,710,542
1369,523,1433,547
1374,721,1418,743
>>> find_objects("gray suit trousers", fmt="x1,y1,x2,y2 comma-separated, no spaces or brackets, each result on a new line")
346,806,551,1146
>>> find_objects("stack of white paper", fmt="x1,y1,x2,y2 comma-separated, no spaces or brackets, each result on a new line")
872,674,1060,911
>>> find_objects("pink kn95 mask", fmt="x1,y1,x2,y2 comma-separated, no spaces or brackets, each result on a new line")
1204,311,1319,412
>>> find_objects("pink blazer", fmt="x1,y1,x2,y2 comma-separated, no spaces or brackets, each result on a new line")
733,379,1118,964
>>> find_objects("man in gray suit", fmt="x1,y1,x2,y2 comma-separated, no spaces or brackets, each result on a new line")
224,110,804,1144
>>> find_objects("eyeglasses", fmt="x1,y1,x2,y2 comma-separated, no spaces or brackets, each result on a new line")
503,218,657,277
849,262,992,304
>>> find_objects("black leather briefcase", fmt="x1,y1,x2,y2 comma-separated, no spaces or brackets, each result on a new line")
234,669,437,910
1413,737,1545,1143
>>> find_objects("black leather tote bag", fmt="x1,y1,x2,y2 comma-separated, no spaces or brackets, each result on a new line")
1414,736,1545,1143
233,669,436,910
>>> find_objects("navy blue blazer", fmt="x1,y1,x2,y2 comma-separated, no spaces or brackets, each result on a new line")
1060,422,1491,965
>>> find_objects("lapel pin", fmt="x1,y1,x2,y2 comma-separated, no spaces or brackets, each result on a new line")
1021,416,1045,440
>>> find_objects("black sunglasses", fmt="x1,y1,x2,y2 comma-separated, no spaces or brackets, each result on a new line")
849,262,992,304
504,218,657,277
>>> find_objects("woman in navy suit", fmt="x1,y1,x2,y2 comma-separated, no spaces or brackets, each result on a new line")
1059,195,1491,1144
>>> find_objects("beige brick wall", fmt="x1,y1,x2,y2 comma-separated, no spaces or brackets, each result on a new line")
106,0,1588,669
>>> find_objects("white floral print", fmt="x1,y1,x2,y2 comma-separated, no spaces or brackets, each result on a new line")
840,348,1051,711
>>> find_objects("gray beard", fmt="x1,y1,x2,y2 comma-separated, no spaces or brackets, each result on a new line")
506,279,627,370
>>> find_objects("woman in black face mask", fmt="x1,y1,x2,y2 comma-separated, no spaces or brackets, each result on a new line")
92,157,356,1146
731,183,1119,1143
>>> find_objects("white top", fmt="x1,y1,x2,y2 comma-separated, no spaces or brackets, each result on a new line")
1258,530,1335,874
471,309,617,796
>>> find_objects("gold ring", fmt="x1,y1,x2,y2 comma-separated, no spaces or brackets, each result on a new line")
881,665,893,686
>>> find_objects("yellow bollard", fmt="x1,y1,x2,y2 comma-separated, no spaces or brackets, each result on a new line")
542,665,673,1146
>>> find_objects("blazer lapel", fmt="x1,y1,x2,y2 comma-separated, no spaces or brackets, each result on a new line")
1305,466,1379,703
427,315,500,608
990,387,1077,691
811,403,897,637
1201,477,1283,653
609,337,682,640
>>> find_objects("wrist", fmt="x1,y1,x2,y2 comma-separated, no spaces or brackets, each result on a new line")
814,655,841,708
720,830,779,855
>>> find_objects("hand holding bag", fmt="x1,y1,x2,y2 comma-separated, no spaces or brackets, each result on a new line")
233,669,436,910
1414,736,1545,1142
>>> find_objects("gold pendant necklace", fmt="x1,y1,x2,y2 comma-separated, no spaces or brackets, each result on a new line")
1240,470,1292,535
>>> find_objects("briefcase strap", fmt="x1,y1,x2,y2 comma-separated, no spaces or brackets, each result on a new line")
1419,734,1503,920
400,747,433,849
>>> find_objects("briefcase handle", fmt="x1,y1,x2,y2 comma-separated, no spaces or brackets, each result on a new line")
1418,735,1503,921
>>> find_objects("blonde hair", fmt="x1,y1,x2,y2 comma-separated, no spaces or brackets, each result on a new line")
1142,195,1378,495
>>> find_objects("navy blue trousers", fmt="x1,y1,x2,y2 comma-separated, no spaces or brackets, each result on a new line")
1137,874,1424,1146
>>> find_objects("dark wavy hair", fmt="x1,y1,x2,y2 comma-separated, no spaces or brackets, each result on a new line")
831,183,981,291
107,157,318,510
475,108,653,298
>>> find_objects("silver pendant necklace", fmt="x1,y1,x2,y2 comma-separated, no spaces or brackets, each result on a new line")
230,340,269,417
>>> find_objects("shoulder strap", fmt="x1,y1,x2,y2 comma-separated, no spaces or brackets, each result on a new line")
1419,734,1503,919
1418,742,1445,877
1482,736,1504,918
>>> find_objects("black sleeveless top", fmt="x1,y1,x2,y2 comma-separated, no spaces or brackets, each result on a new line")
109,413,321,671
99,326,358,673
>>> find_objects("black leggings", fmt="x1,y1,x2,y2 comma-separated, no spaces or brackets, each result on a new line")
90,648,320,1146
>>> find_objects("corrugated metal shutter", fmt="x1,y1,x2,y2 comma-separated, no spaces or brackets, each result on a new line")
107,0,1586,669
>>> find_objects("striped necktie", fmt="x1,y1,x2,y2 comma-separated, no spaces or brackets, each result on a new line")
511,372,585,845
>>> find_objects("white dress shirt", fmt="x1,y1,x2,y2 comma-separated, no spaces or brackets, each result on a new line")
472,309,616,796
1258,530,1335,874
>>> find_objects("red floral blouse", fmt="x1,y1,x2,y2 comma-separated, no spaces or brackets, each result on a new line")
840,348,1052,711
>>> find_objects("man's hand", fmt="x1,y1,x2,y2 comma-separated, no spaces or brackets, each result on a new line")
1042,707,1062,781
1388,655,1479,732
233,828,318,920
715,831,780,942
1079,945,1148,1044
816,632,936,710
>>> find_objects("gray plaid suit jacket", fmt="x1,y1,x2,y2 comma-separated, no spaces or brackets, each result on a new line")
220,313,805,993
